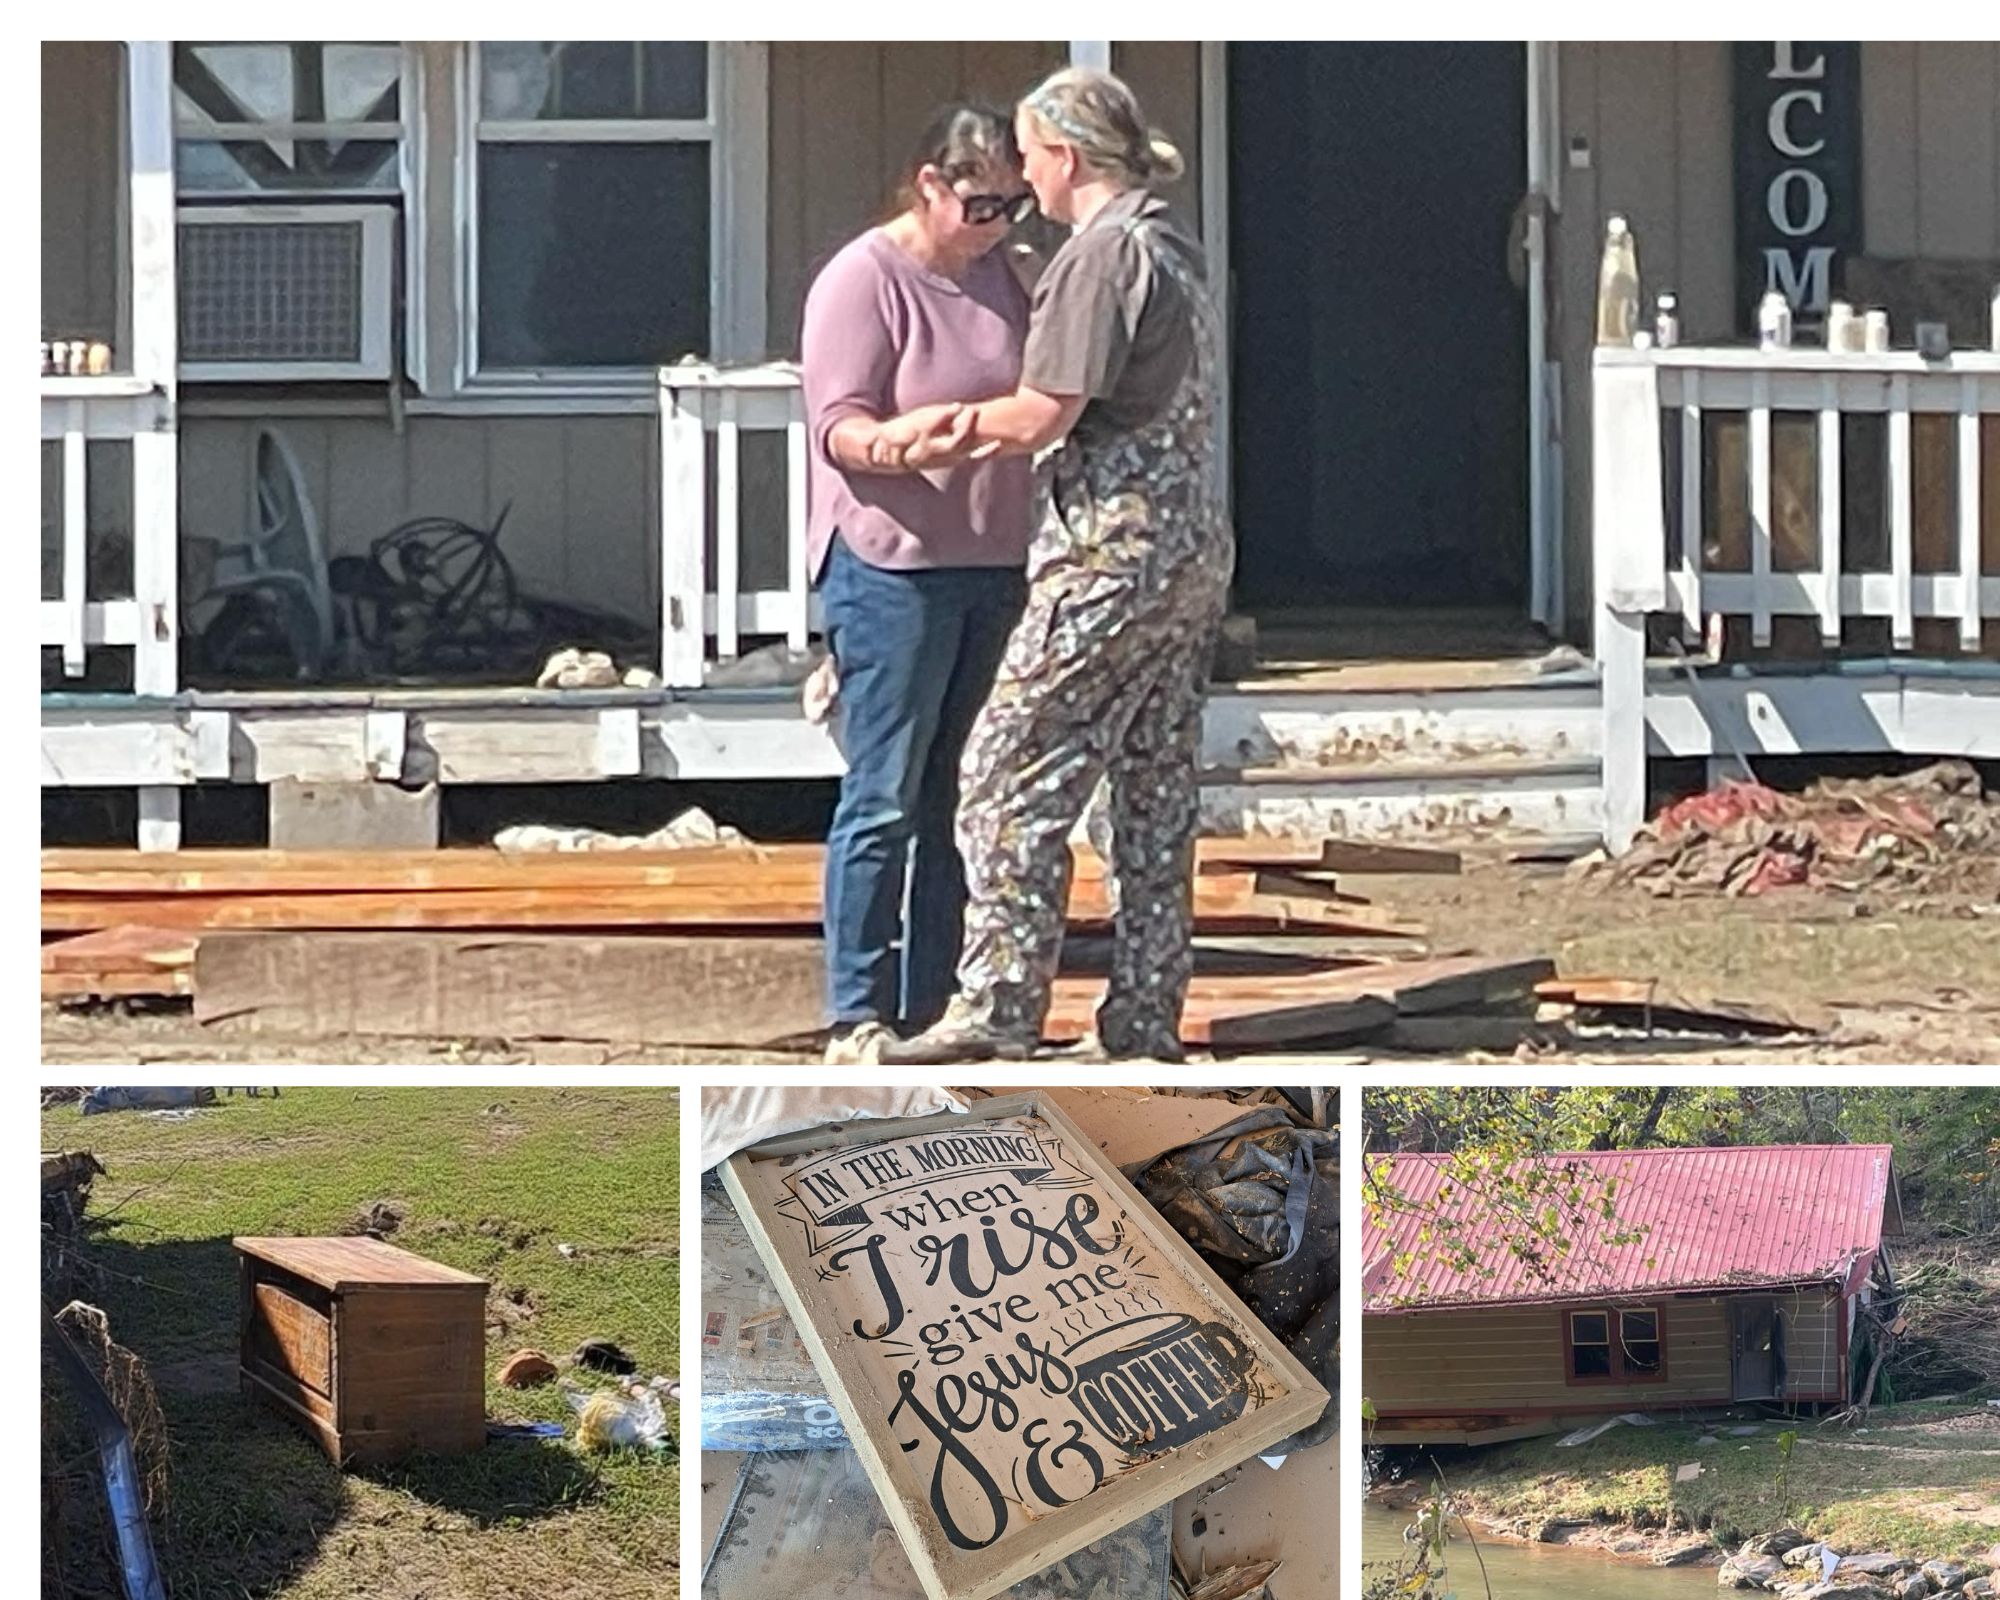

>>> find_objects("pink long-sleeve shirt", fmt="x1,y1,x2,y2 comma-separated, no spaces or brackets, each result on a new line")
801,229,1034,580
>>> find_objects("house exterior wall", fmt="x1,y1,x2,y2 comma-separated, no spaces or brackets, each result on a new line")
41,42,1994,628
1551,42,2000,633
1363,1287,1844,1415
42,42,124,352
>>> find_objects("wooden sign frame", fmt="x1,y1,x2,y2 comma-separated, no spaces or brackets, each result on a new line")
720,1091,1328,1600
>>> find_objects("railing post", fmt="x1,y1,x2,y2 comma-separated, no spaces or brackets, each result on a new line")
785,404,809,651
128,40,180,849
1592,353,1668,853
62,404,88,677
659,375,709,689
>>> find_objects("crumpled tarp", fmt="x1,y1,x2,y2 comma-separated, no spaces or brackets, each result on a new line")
1134,1090,1337,1453
1583,761,2000,901
81,1087,215,1116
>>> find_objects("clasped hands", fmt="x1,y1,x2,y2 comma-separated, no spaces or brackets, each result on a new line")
866,402,1001,472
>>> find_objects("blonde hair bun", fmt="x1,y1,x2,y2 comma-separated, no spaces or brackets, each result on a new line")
1144,131,1186,183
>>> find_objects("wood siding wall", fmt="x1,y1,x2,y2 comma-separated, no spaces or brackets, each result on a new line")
41,43,1996,624
763,42,1204,357
1551,42,2000,631
42,43,124,349
1363,1290,1843,1414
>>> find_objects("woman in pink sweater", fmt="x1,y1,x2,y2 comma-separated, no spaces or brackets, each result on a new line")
801,106,1037,1064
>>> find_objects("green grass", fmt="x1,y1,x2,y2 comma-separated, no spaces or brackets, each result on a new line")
42,1086,680,1600
1431,1407,2000,1563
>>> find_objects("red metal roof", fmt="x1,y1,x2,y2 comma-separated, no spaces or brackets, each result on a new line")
1364,1144,1896,1313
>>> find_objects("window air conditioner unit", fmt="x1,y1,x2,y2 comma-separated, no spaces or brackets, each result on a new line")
178,204,396,381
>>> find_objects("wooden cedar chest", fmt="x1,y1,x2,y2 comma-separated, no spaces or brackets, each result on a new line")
235,1236,488,1464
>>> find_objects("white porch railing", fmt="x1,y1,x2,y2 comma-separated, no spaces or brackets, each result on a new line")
656,363,817,688
39,41,184,847
1593,344,2000,853
41,377,175,682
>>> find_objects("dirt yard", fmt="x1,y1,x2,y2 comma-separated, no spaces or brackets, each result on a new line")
41,858,2000,1064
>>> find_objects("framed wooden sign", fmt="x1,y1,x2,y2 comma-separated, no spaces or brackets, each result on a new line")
720,1092,1328,1600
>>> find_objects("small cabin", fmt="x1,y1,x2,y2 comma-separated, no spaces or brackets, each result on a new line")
1362,1144,1903,1444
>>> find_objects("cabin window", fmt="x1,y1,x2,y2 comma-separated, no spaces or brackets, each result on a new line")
1565,1305,1666,1383
173,43,406,196
470,42,713,372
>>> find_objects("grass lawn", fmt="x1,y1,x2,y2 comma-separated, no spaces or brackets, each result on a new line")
42,1086,680,1600
1433,1403,2000,1561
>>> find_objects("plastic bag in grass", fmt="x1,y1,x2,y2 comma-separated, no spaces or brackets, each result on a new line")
565,1383,672,1453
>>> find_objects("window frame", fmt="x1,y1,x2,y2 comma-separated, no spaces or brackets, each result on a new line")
170,41,412,200
1563,1303,1669,1386
450,40,767,393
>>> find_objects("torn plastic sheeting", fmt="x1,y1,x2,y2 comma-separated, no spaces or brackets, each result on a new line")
81,1087,215,1116
1137,1122,1338,1455
1557,1411,1658,1447
44,1310,167,1600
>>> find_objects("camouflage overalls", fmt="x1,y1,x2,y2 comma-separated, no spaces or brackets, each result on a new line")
944,204,1234,1057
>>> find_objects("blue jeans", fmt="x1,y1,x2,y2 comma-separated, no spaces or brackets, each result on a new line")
821,536,1026,1029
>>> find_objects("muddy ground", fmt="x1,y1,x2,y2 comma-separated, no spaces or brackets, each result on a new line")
42,858,2000,1064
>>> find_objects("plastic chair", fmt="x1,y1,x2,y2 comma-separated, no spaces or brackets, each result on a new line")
193,426,336,679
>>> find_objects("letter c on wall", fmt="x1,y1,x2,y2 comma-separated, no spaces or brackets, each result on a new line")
1767,89,1825,158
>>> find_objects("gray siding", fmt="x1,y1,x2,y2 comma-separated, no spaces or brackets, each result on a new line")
1364,1290,1842,1414
42,42,124,351
179,414,662,627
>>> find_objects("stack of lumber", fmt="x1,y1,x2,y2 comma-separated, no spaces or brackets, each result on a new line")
41,837,1551,1052
41,839,1420,937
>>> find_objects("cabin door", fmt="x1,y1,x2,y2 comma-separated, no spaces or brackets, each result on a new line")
1730,1300,1787,1400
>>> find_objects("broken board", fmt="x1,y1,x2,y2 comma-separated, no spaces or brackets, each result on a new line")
720,1093,1327,1600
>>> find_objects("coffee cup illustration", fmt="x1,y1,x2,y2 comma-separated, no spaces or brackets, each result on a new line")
1065,1313,1255,1453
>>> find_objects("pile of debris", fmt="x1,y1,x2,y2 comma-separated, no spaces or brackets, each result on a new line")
1583,761,2000,902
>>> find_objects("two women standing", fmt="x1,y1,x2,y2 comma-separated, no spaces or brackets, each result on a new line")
803,66,1232,1065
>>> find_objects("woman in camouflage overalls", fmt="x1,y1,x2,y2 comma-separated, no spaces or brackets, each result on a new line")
866,66,1234,1062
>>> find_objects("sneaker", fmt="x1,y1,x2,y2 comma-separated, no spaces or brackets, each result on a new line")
823,1020,897,1066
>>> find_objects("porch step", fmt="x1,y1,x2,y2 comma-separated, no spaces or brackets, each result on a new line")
1197,761,1604,844
1200,682,1601,776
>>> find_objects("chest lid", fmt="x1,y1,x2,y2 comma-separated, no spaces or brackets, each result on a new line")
235,1236,487,1292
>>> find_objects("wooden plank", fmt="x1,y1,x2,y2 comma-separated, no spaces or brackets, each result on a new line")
41,924,196,971
46,881,1411,938
1313,839,1461,875
720,1093,1327,1600
252,1281,333,1395
235,1236,487,1292
195,930,826,1046
1045,956,1552,1050
43,837,1325,889
1537,976,1832,1034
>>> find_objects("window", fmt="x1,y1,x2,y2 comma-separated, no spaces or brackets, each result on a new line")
469,42,713,375
1566,1305,1667,1384
173,43,406,196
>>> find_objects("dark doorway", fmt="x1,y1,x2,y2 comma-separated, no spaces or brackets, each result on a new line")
1228,44,1529,613
1730,1300,1786,1400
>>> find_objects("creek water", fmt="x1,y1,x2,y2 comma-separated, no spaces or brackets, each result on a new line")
1362,1504,1716,1599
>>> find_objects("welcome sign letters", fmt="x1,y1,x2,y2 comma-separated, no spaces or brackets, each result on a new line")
722,1095,1326,1600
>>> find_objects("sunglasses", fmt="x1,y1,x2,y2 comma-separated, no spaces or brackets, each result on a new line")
957,189,1037,226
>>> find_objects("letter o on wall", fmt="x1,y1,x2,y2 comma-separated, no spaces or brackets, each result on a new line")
1767,169,1829,237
